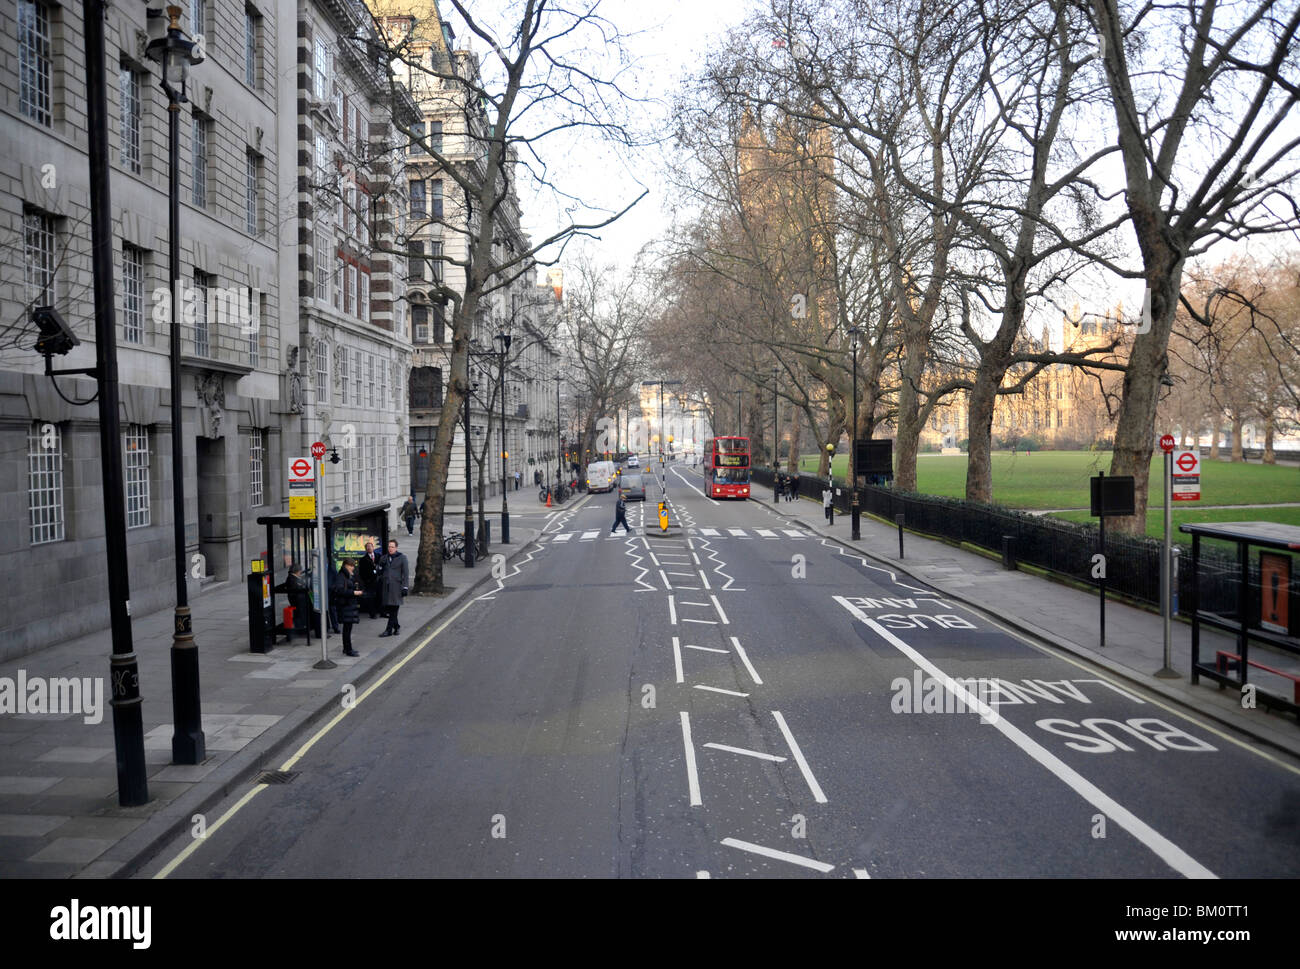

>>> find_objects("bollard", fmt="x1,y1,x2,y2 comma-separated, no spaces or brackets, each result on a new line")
895,513,905,559
1001,535,1016,570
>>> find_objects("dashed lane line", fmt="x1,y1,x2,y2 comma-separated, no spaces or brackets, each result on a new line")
721,838,835,874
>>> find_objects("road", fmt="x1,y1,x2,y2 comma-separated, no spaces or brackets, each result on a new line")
144,460,1300,878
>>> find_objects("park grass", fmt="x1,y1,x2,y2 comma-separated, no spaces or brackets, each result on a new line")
1049,505,1300,545
799,449,1299,509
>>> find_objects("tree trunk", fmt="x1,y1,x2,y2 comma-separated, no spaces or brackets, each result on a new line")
1230,413,1244,462
1209,424,1221,459
894,328,925,491
1264,414,1276,464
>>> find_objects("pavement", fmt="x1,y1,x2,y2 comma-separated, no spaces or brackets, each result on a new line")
0,501,575,879
749,485,1300,760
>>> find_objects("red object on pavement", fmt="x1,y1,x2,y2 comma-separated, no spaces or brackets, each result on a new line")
283,605,295,628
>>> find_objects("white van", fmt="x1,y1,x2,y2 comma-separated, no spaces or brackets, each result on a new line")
587,461,618,493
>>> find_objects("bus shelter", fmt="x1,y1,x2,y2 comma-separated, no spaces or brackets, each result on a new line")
255,503,390,645
1181,520,1300,717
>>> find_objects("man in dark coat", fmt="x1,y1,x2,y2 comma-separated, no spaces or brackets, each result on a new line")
400,496,418,535
330,559,363,656
378,538,409,637
357,540,381,619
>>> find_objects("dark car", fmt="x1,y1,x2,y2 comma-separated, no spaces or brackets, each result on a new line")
619,473,646,501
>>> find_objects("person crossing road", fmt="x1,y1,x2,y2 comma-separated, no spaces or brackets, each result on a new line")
611,492,631,534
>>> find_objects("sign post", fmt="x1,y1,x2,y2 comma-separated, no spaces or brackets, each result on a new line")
1156,435,1179,678
1090,472,1136,648
311,443,334,670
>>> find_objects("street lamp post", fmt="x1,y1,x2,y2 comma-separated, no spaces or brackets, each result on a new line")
494,332,512,544
463,374,475,567
735,390,741,436
554,374,562,493
146,4,205,765
641,379,681,495
850,326,861,540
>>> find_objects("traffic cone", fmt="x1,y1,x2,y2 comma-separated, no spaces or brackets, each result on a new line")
546,492,552,507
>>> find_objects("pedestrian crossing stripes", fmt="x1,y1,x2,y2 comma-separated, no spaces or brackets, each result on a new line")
542,526,809,543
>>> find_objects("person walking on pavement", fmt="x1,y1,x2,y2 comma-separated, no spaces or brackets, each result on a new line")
331,558,364,656
514,470,521,490
823,482,834,524
611,492,631,534
400,496,418,535
358,540,381,619
378,539,409,637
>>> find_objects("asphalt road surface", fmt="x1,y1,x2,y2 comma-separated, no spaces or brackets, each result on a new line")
144,460,1300,878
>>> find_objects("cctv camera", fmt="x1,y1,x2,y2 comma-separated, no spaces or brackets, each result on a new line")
33,306,80,357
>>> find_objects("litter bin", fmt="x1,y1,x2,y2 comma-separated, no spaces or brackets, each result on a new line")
247,569,274,653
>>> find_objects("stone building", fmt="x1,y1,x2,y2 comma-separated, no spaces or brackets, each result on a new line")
0,0,287,658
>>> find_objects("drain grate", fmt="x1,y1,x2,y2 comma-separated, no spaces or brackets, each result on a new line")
255,769,299,785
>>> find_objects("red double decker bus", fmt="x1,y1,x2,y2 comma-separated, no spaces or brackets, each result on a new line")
702,437,751,498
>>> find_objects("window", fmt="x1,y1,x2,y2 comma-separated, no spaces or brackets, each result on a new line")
344,180,355,236
24,206,56,308
409,240,424,282
188,0,206,37
367,353,375,407
412,304,428,343
192,113,209,207
379,435,389,498
315,130,329,183
244,6,260,88
433,301,446,344
333,256,342,310
122,244,144,344
123,424,151,528
410,366,442,408
430,120,443,154
119,64,141,173
315,231,330,301
192,270,211,356
410,121,425,154
246,286,259,367
410,180,425,217
354,105,364,154
314,39,328,100
245,151,261,234
333,81,343,125
28,421,64,545
359,271,369,322
431,180,443,219
430,241,443,283
358,193,369,247
249,428,266,505
339,347,350,406
366,436,376,500
344,262,356,315
351,347,361,404
315,340,330,404
18,1,51,127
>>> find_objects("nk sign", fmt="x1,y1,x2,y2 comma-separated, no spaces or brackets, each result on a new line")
1172,450,1200,502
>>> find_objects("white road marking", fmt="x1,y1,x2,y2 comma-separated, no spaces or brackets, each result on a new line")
773,711,828,804
649,552,662,566
667,595,677,624
853,868,871,879
728,528,748,537
833,596,1216,879
756,528,777,538
698,570,711,589
681,600,710,606
672,635,684,684
660,569,672,590
685,643,728,653
682,618,718,624
710,594,730,624
695,684,750,697
553,532,572,542
691,553,702,565
680,712,702,806
782,529,806,539
721,838,835,873
699,528,720,536
704,742,787,762
696,871,710,878
580,530,599,540
730,636,763,685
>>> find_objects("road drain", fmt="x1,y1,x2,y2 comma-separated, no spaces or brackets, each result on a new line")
255,770,299,785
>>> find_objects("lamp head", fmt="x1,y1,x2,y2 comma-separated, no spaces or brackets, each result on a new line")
32,306,79,357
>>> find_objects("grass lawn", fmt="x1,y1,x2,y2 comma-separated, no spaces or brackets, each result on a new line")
1050,504,1300,545
799,450,1299,509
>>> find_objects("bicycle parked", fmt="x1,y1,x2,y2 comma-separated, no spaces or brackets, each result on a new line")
442,532,466,561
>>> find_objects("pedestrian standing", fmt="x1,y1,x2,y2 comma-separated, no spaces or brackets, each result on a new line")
823,483,834,524
331,558,363,656
514,470,521,490
534,468,541,486
378,539,409,637
611,492,631,534
400,496,417,535
358,540,381,619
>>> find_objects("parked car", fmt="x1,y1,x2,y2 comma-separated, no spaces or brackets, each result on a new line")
619,473,646,501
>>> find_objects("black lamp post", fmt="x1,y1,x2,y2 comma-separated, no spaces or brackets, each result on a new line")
463,373,476,567
850,326,861,540
554,374,562,492
494,332,512,543
735,389,742,436
642,379,681,495
146,3,205,765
